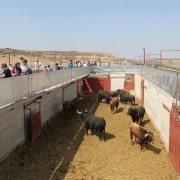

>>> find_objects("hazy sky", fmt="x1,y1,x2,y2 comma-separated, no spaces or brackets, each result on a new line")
0,0,179,58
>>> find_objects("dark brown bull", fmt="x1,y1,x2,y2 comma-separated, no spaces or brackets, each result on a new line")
110,97,119,113
63,97,83,116
130,123,156,150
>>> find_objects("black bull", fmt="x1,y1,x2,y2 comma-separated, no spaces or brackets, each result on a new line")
77,110,106,141
98,90,118,104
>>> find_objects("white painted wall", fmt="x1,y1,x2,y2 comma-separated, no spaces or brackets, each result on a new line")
0,82,78,161
135,73,142,99
143,80,173,150
0,105,25,161
63,81,77,102
110,73,125,91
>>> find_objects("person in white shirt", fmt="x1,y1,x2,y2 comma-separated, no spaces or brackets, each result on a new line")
21,59,32,75
34,58,41,73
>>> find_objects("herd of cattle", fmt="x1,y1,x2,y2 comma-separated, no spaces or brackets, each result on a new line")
63,89,156,150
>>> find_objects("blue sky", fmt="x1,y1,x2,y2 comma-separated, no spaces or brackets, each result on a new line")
0,0,179,58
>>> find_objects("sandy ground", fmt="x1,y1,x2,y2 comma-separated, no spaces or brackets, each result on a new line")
0,93,180,180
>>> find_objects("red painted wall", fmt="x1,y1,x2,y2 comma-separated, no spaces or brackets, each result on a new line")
83,77,110,92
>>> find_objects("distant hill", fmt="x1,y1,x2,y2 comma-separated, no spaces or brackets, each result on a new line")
0,48,116,66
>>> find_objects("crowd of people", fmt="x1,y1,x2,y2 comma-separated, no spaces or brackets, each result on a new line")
0,58,111,78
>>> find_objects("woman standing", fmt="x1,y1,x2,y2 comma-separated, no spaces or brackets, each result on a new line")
11,62,22,76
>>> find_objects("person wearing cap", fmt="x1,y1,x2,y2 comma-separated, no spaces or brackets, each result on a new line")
0,63,12,78
21,59,32,75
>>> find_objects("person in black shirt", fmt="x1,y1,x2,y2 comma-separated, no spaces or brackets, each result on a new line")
0,63,12,78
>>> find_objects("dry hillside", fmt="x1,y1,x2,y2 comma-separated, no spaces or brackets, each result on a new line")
0,49,116,66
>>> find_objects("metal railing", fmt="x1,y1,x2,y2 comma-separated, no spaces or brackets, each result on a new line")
0,65,179,108
0,67,91,108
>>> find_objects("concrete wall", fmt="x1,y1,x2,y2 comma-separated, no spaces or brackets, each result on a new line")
0,105,25,161
0,82,77,161
134,73,142,99
134,73,173,150
143,80,173,150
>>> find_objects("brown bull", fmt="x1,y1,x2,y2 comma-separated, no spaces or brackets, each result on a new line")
110,97,119,113
63,97,83,116
130,123,156,150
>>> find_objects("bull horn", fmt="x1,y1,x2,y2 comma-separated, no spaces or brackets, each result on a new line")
154,133,158,136
77,110,82,114
145,134,148,138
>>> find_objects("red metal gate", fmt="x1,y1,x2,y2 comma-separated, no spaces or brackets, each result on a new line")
169,103,180,174
124,74,135,91
30,111,41,142
83,77,110,92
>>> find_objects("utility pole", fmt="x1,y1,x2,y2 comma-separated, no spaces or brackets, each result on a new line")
143,48,146,65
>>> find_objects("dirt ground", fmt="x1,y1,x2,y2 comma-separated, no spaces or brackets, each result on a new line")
0,93,180,180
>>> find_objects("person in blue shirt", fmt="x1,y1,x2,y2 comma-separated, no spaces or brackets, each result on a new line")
68,60,73,69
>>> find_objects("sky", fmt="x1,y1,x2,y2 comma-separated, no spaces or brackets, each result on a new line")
0,0,180,58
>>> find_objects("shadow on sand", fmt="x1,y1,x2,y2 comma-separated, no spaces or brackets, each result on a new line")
147,143,161,154
140,119,151,127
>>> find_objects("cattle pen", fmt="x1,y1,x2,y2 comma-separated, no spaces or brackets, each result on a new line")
0,65,180,179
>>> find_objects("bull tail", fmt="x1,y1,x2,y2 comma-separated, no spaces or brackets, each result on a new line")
103,128,106,141
133,96,135,104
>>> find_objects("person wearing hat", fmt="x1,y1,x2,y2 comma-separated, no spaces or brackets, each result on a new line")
21,59,32,75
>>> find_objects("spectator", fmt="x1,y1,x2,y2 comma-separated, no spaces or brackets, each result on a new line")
21,59,32,75
68,60,73,69
11,62,22,76
106,61,110,66
53,63,60,71
42,66,49,72
47,65,52,71
34,58,41,73
0,63,12,78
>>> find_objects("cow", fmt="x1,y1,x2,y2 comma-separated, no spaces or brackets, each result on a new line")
63,97,83,116
110,97,119,113
120,93,135,105
98,90,112,104
130,123,156,150
127,106,145,124
77,109,106,141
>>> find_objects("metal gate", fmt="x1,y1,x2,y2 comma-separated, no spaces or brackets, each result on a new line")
30,111,41,142
169,103,180,174
124,74,135,91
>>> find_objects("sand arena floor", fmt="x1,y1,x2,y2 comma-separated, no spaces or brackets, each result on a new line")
0,92,179,180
